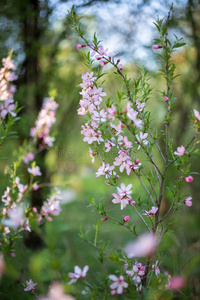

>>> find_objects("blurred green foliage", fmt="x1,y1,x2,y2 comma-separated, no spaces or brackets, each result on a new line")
0,0,200,299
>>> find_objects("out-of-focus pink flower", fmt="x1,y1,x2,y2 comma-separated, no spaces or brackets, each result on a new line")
193,109,200,121
184,196,192,207
152,261,160,276
143,206,158,218
2,205,25,230
124,233,158,258
164,96,169,101
23,152,35,164
76,44,85,49
174,145,185,156
167,276,186,290
68,265,89,285
2,57,16,70
33,207,38,213
109,275,128,294
123,216,130,222
24,279,37,291
28,165,42,176
32,183,39,191
185,176,193,183
41,191,62,218
39,283,75,300
152,45,162,49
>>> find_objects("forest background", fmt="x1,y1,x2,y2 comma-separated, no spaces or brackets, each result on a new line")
0,0,200,298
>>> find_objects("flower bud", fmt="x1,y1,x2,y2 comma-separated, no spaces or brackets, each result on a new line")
152,45,162,49
164,96,169,101
76,44,85,50
118,64,123,71
123,216,130,222
185,176,193,183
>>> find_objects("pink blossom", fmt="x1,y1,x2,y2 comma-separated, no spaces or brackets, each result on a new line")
109,275,128,294
105,140,115,152
28,165,42,176
117,183,132,198
164,96,169,101
24,279,37,291
167,276,186,290
92,109,107,122
113,150,131,173
135,132,148,149
88,147,96,163
2,57,16,70
136,100,145,111
184,196,192,207
41,191,62,218
96,163,115,178
123,216,130,222
126,102,143,129
152,45,162,49
23,152,35,164
38,283,75,300
185,176,193,183
121,136,133,149
2,187,12,206
2,205,25,230
76,44,85,49
174,145,185,156
107,104,117,120
126,262,145,283
3,226,10,234
0,99,16,118
143,206,158,218
110,121,123,135
68,265,89,284
112,183,132,210
152,261,160,276
124,233,158,258
30,97,58,147
193,109,200,121
32,183,39,191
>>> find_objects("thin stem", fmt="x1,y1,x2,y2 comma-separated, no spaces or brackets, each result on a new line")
131,204,151,233
141,169,158,201
102,213,138,237
120,118,162,179
133,171,155,206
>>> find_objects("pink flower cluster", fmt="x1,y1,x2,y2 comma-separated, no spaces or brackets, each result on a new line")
0,56,17,118
30,97,58,148
41,190,62,220
126,261,145,284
